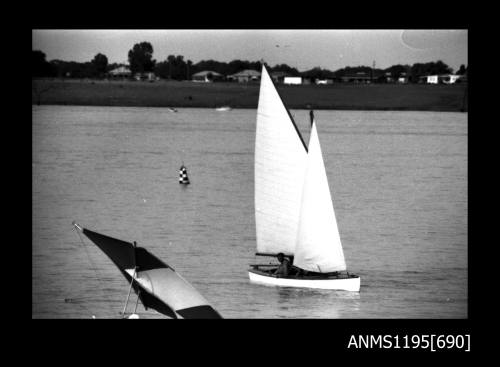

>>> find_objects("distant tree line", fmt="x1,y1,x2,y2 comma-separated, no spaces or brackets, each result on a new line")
33,50,111,78
328,61,466,83
33,41,468,83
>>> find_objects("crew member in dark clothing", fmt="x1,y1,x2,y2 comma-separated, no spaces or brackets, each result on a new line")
274,253,290,276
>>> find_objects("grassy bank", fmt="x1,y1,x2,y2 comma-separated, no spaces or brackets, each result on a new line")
32,78,468,112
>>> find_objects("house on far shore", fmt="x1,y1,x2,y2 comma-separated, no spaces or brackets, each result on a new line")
419,75,439,84
134,71,157,82
419,74,462,84
284,76,302,85
227,69,261,82
315,78,334,85
383,72,409,83
270,71,289,83
192,70,224,82
439,74,461,84
398,72,409,83
302,77,315,85
383,72,395,83
108,66,132,79
340,72,377,83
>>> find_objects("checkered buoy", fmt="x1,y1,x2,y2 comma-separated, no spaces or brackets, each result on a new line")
179,165,190,185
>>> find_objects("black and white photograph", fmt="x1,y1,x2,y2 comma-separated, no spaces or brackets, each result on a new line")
32,29,468,326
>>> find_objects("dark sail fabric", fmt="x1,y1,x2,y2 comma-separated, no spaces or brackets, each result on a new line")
82,229,178,317
133,284,178,319
135,247,169,271
80,225,223,318
176,305,222,319
82,228,136,270
82,229,169,272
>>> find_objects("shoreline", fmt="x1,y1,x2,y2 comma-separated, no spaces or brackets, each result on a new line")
32,103,467,113
32,78,468,112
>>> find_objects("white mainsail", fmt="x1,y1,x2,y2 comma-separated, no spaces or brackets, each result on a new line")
254,66,307,255
293,120,347,272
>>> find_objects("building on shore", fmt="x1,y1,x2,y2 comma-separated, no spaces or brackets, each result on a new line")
397,73,409,83
419,74,461,84
439,74,461,84
382,72,409,83
192,70,224,82
270,71,289,83
284,76,302,85
227,69,261,82
384,72,395,83
134,72,157,82
340,72,380,83
419,75,439,84
315,78,334,85
302,77,315,85
108,66,132,79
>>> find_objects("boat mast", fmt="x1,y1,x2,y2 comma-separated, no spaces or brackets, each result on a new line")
121,241,138,317
133,289,141,314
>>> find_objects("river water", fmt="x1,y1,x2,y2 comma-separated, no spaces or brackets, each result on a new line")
32,105,467,318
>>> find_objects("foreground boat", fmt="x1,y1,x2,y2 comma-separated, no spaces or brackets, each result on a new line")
73,221,222,318
248,65,360,291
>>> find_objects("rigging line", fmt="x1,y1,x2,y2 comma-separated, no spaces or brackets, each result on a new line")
35,235,102,319
133,289,141,314
121,267,136,317
74,227,104,289
73,226,115,316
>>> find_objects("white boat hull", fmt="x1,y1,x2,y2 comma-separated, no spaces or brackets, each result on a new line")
248,270,360,291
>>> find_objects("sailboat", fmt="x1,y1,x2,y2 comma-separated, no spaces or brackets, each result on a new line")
73,221,222,318
248,65,360,291
179,164,190,185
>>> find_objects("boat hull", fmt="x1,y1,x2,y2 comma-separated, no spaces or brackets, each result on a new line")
248,269,360,291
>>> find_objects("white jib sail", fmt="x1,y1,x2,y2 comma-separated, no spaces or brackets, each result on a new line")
254,66,308,255
294,120,347,272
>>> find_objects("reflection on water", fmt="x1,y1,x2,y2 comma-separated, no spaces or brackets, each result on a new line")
33,106,467,318
276,286,360,300
274,287,360,318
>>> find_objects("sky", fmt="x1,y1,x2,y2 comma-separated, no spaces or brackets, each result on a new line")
32,29,468,72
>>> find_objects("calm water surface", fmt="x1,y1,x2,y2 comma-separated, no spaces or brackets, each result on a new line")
32,106,467,318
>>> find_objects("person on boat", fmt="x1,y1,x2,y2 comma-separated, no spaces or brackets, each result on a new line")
274,253,290,276
287,256,302,276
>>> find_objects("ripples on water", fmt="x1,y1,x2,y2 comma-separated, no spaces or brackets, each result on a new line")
32,106,467,318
